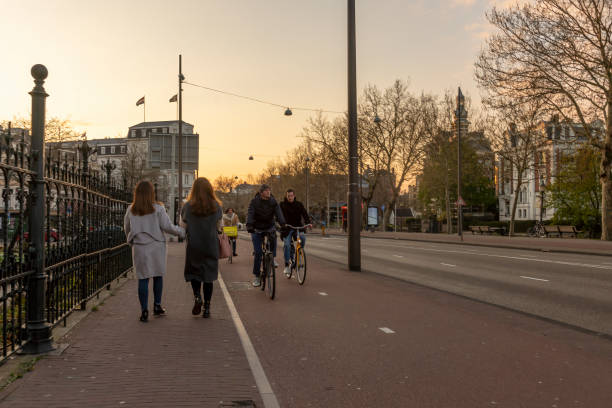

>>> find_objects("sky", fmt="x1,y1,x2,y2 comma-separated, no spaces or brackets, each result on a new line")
0,0,508,181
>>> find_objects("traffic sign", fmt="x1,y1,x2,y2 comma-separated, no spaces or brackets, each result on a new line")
455,196,466,206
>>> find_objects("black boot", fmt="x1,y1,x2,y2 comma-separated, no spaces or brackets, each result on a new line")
203,300,211,318
153,304,166,316
192,296,203,315
139,310,148,322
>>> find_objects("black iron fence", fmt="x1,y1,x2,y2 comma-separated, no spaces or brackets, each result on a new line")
0,65,132,360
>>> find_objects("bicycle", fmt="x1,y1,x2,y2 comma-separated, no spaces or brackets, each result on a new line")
223,226,238,264
527,221,546,238
255,229,276,299
285,225,307,285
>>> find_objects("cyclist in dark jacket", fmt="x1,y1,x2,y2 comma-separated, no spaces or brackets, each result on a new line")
246,184,285,287
279,189,311,277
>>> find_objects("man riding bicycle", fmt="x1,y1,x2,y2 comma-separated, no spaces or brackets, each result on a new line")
246,184,285,287
280,189,312,277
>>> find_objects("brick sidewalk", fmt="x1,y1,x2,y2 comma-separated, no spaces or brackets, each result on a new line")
0,243,262,408
315,228,612,256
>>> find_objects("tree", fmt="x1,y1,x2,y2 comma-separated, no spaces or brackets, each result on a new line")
214,175,240,193
360,80,433,229
486,100,548,235
475,0,612,239
548,145,601,236
121,140,149,190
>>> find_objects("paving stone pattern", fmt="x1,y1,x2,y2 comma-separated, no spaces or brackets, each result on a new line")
0,243,262,408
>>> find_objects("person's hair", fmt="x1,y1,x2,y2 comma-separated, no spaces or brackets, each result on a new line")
286,189,295,195
260,184,271,193
225,208,234,214
187,177,222,216
131,181,156,216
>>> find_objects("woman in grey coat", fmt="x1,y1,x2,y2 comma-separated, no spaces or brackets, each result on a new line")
180,177,222,318
124,181,184,322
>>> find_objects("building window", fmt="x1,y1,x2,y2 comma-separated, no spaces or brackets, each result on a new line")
152,128,157,133
100,146,106,154
136,129,142,138
111,146,115,154
131,130,136,137
121,146,126,153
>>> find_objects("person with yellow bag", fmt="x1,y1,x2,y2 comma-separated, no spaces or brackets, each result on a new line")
222,208,239,257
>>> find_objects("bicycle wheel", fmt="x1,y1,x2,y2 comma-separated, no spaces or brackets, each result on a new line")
265,253,275,299
296,248,307,285
260,254,267,291
527,227,535,237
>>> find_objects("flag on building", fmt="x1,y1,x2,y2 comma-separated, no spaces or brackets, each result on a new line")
136,96,145,106
169,94,177,103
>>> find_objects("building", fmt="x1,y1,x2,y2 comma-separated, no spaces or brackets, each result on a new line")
128,121,198,215
43,120,199,219
496,115,603,221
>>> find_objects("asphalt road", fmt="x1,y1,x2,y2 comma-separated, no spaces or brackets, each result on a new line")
300,234,612,336
224,236,612,407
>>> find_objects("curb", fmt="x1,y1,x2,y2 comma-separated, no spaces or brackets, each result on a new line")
315,232,611,258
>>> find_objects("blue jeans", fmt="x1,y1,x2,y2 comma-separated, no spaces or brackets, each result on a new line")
138,277,163,311
283,232,305,265
251,232,276,276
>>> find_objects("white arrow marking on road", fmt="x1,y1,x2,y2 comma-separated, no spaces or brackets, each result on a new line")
318,292,328,296
379,327,395,334
520,276,549,282
441,263,456,267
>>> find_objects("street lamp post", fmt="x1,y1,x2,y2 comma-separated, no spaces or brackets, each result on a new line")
178,55,184,242
347,0,361,271
305,157,310,215
539,181,546,222
102,159,116,188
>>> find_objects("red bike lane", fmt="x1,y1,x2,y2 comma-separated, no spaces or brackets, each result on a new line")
221,238,612,407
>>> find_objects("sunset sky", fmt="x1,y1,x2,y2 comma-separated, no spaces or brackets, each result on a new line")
0,0,506,181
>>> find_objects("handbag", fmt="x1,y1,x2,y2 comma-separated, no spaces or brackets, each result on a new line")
218,232,231,259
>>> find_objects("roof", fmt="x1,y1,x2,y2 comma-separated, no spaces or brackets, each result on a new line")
129,120,193,129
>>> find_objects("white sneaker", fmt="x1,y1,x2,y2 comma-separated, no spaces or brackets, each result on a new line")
284,265,291,276
274,260,279,268
252,276,261,287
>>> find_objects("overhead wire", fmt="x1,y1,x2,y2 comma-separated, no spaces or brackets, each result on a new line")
183,81,344,115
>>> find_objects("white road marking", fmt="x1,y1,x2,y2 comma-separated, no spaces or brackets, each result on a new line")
393,255,404,258
440,263,456,267
377,243,612,270
218,273,280,408
379,327,395,334
520,276,549,282
318,292,328,296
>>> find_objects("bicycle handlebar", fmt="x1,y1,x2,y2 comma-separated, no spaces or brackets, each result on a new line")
286,224,311,230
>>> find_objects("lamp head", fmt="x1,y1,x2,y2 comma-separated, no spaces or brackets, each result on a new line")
284,108,293,116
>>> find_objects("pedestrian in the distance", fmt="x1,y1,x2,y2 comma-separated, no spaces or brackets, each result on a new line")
124,180,185,322
181,177,223,318
222,207,240,256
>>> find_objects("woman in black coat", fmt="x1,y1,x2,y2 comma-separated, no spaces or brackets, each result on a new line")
180,177,222,318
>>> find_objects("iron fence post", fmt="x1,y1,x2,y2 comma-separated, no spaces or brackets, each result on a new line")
80,141,92,309
22,64,54,354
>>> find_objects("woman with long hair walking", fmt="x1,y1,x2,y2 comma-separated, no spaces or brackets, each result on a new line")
124,181,185,322
181,177,223,318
